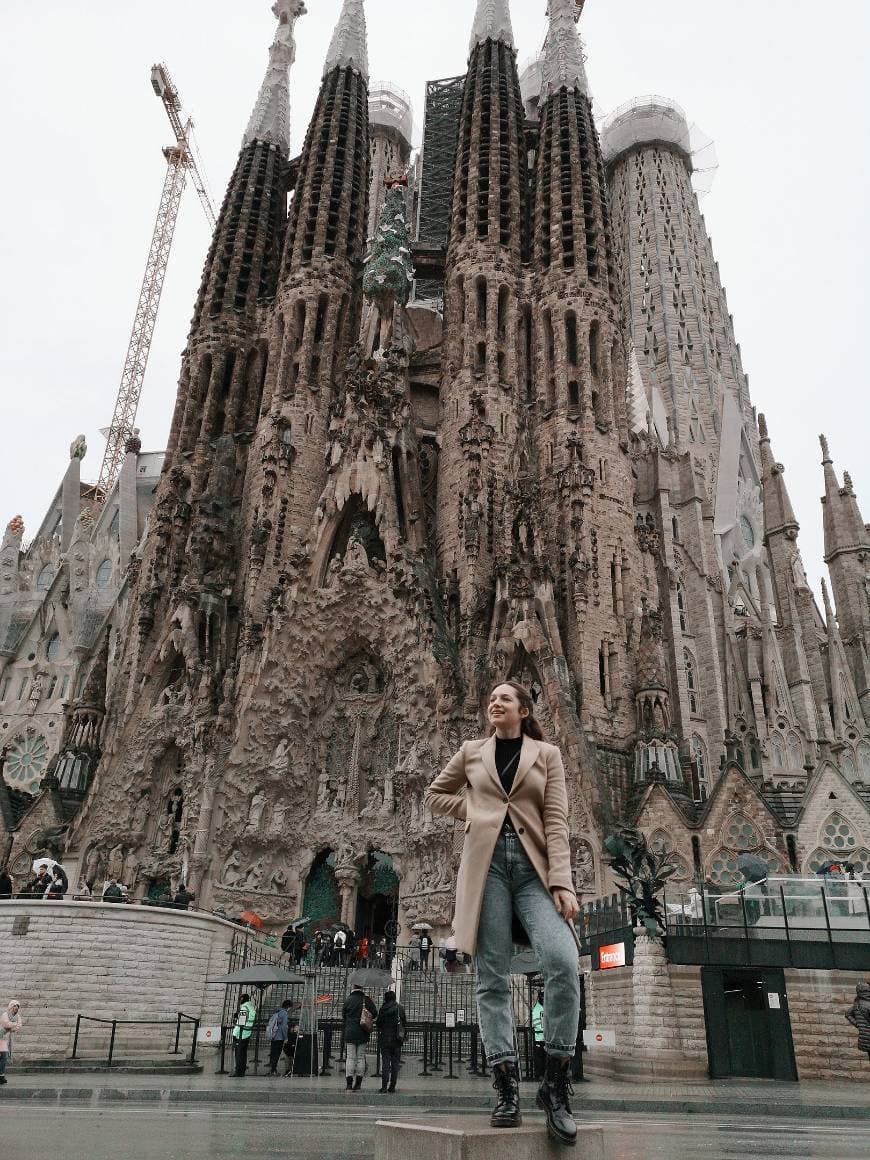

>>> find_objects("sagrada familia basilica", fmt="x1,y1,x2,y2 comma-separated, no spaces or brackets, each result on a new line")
1,0,869,936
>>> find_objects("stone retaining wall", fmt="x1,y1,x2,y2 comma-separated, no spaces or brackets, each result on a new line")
586,956,869,1083
0,900,237,1059
785,968,870,1081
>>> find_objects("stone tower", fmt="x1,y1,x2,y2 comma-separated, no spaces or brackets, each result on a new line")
66,0,309,896
436,0,529,684
528,0,639,760
367,83,414,240
602,97,752,467
820,435,870,720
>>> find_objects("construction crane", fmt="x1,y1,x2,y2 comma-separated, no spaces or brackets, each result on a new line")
96,63,216,499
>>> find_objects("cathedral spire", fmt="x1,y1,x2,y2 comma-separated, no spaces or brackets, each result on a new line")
758,413,798,538
469,0,514,55
243,1,306,152
820,433,868,562
540,0,589,101
324,0,369,79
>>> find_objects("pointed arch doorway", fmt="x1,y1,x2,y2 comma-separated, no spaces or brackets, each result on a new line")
354,851,399,941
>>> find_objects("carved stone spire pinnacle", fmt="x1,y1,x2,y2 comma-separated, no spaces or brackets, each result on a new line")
469,0,515,57
541,0,589,101
243,1,306,152
324,0,369,80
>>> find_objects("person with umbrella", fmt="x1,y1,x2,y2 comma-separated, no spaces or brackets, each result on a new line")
231,992,258,1077
425,680,581,1147
23,865,50,897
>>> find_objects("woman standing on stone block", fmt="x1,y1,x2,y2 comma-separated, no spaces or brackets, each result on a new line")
425,680,581,1147
0,1000,23,1085
845,982,870,1061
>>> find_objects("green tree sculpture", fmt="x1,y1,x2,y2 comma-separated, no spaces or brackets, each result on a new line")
363,185,414,310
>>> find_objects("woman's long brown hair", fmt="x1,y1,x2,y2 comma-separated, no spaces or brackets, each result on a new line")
488,679,545,740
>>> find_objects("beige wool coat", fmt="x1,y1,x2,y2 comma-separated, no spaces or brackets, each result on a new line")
424,734,575,956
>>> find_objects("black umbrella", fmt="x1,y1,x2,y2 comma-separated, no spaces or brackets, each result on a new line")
349,967,394,990
737,853,770,884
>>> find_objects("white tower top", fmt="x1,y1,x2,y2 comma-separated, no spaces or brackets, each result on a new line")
324,0,369,80
243,1,307,152
469,0,515,57
540,0,589,102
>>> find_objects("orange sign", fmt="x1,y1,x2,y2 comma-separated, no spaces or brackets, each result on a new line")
598,942,626,969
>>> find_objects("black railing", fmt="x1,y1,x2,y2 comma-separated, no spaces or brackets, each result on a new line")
577,892,635,968
71,1011,200,1067
662,877,870,970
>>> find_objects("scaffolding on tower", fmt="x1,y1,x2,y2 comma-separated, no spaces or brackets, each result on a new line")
96,64,216,500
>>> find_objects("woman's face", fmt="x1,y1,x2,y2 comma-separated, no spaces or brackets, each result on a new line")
488,684,528,735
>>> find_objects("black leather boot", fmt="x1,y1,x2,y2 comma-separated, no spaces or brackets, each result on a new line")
536,1055,577,1146
353,1075,363,1091
345,1075,353,1090
490,1061,522,1128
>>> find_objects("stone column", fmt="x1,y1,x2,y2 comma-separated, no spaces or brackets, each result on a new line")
630,928,681,1057
335,867,361,927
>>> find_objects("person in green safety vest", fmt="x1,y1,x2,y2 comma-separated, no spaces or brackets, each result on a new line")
232,993,258,1077
531,989,546,1080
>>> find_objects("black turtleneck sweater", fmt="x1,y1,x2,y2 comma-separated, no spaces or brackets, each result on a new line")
495,735,523,796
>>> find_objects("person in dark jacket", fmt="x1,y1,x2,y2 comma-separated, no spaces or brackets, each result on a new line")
341,983,377,1091
172,886,195,910
0,867,13,899
845,982,870,1061
46,868,68,899
375,990,407,1093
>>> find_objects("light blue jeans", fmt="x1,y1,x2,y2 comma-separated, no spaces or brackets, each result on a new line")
476,832,581,1065
345,1041,367,1078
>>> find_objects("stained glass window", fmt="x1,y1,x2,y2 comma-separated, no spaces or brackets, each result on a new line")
96,559,112,588
4,732,50,794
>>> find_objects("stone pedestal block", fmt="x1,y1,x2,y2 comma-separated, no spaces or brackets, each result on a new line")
374,1118,605,1160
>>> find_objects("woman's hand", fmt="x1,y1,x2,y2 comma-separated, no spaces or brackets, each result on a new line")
552,888,579,922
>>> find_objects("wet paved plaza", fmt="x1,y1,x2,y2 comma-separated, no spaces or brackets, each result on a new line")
5,1105,870,1160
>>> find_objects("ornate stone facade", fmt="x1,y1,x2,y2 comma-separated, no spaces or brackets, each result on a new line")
3,1,869,930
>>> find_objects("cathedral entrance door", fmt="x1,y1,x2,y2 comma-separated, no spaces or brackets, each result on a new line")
302,851,341,932
354,851,399,943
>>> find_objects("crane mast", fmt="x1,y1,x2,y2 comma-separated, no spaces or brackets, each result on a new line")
96,64,215,500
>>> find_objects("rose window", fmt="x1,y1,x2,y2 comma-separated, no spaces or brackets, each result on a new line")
821,813,856,852
708,851,740,888
725,814,761,850
4,732,50,793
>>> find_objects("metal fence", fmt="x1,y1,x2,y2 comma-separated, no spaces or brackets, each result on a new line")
71,1011,200,1067
216,932,561,1081
662,876,870,970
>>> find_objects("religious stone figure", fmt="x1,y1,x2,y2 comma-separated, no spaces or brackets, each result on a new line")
221,850,244,887
572,840,596,893
246,789,268,834
269,738,291,779
131,793,151,836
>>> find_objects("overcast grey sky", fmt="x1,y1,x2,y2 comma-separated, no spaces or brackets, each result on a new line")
1,0,867,602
